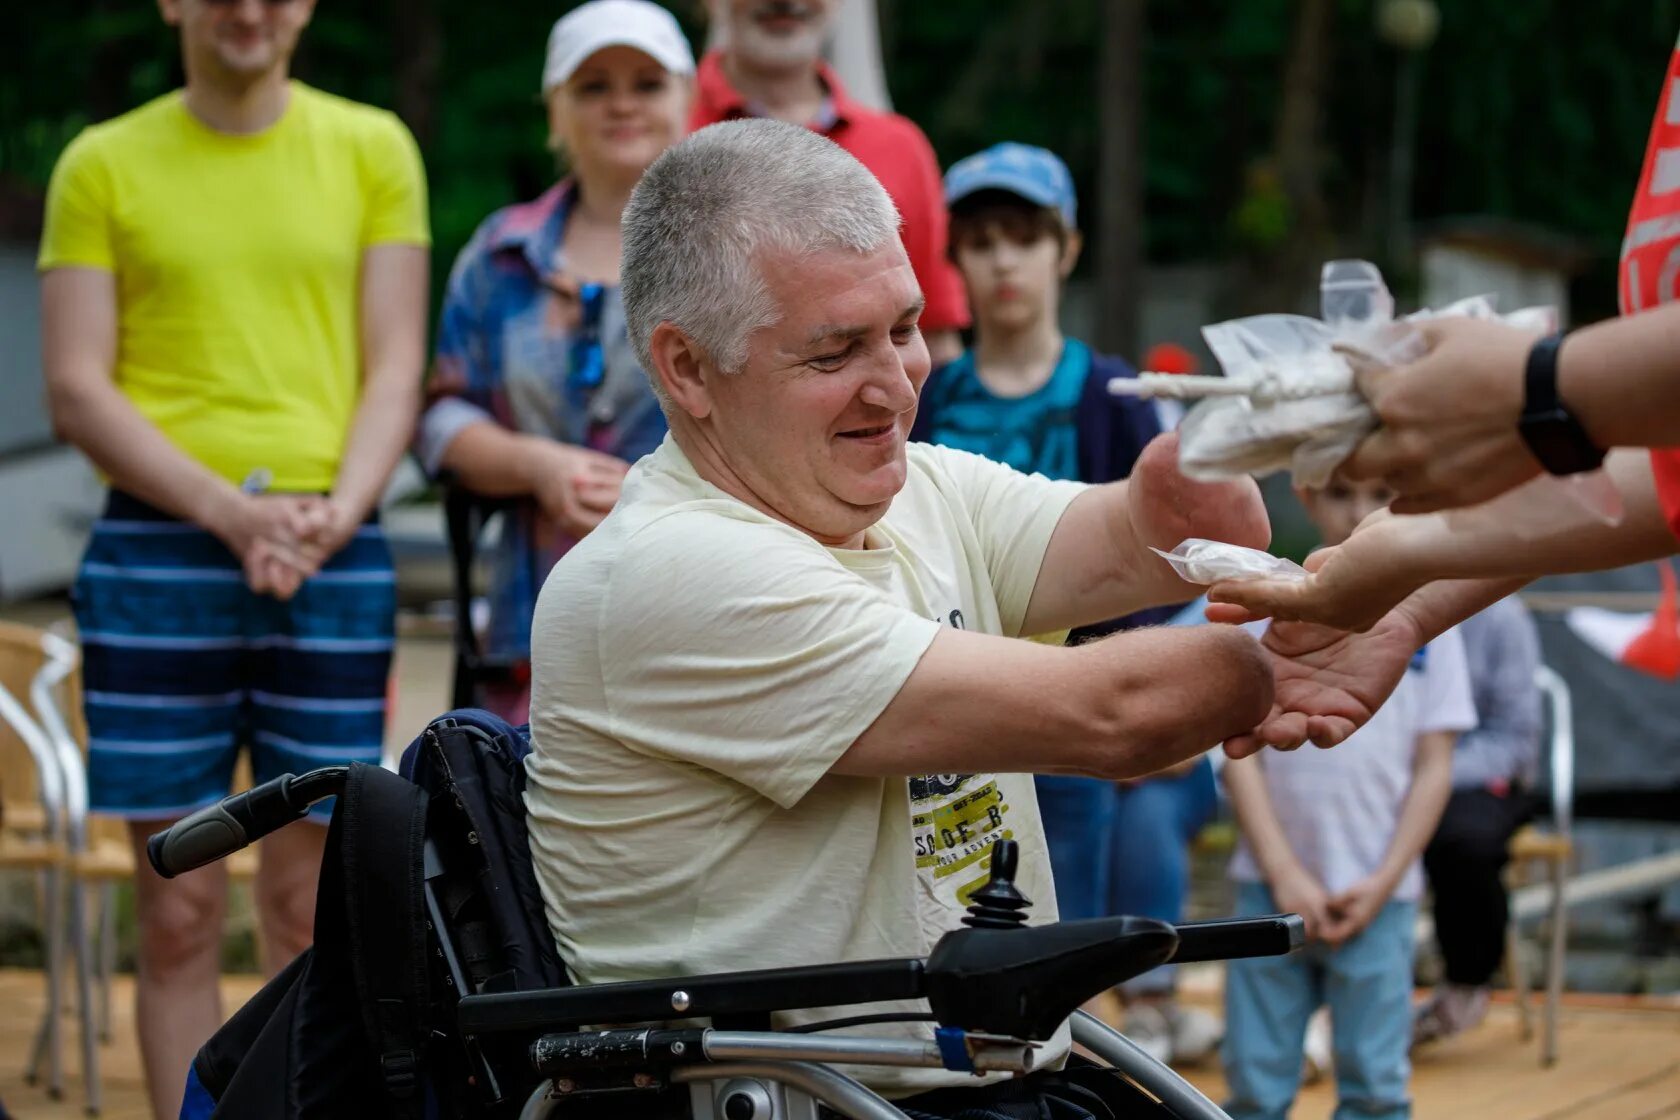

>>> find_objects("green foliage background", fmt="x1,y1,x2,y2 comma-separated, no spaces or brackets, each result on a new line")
3,1,1676,323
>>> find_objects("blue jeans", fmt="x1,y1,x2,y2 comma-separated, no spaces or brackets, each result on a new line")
1109,758,1218,993
1033,776,1117,921
1222,882,1415,1120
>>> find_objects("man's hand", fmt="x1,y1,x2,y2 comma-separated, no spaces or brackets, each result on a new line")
1270,865,1333,942
1321,872,1396,946
1218,611,1420,756
1341,316,1542,514
530,442,631,540
1204,520,1425,635
1127,431,1271,555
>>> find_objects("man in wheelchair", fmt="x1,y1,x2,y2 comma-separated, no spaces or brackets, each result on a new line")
159,118,1327,1120
519,117,1282,1115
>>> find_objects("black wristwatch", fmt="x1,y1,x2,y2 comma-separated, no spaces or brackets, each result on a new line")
1517,333,1605,475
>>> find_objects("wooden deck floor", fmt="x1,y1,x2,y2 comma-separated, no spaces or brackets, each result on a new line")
0,970,1674,1119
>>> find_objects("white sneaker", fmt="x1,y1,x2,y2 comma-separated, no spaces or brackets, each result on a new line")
1412,984,1491,1048
1165,1003,1224,1066
1301,1007,1333,1084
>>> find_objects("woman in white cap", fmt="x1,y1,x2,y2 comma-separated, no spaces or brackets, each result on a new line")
416,0,695,720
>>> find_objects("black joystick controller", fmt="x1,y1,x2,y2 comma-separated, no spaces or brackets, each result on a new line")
962,839,1032,929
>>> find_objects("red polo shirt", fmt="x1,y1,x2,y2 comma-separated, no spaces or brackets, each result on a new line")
1618,34,1680,540
689,51,970,333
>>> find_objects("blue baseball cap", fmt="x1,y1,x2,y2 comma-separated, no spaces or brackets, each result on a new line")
943,142,1078,229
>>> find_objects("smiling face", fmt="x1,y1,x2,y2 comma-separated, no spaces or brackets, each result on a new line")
548,45,690,181
716,0,833,71
160,0,315,83
682,241,929,547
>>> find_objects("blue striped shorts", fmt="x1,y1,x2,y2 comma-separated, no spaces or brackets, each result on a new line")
72,490,396,821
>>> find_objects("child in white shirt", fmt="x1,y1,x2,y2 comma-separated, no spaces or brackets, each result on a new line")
1220,477,1477,1120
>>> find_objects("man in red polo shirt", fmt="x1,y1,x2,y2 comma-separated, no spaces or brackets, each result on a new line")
692,0,969,363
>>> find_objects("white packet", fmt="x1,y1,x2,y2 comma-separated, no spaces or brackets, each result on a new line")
1151,539,1309,586
1116,259,1622,532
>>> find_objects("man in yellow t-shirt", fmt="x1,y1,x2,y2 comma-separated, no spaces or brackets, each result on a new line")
37,1,427,1113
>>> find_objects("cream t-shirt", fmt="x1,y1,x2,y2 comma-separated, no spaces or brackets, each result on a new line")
524,436,1085,1094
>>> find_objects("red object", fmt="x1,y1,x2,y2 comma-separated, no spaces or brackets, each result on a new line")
1142,342,1199,376
690,51,970,333
1623,560,1680,680
1618,37,1680,542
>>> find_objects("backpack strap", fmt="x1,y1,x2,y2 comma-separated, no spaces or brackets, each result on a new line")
339,762,430,1115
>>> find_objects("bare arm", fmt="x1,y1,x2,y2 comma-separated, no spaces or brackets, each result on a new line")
1209,448,1673,636
1021,432,1271,635
1223,753,1332,938
436,419,629,539
44,268,244,532
832,622,1274,781
326,244,429,525
42,267,320,585
1375,729,1454,885
1559,301,1680,452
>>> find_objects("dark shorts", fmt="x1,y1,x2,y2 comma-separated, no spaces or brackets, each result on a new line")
73,490,396,821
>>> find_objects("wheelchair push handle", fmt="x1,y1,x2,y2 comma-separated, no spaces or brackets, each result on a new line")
146,766,350,879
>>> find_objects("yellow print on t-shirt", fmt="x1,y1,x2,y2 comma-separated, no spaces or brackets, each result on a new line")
909,773,1013,902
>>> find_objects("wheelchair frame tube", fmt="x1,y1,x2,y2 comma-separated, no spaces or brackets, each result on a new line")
702,1031,1034,1073
1070,1011,1231,1120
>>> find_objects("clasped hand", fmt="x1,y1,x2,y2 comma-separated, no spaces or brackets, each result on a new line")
223,492,359,601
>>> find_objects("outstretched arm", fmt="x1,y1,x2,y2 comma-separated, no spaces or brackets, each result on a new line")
1022,432,1271,634
1207,448,1673,635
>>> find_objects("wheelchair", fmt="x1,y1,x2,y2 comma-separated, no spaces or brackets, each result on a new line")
148,747,1303,1120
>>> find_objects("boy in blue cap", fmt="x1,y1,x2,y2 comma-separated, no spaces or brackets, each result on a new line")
912,142,1160,484
911,141,1169,939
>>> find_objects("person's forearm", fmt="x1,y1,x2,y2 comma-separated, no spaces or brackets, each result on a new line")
1381,449,1673,591
50,372,244,528
1223,755,1307,884
1560,301,1680,451
336,245,428,519
332,362,421,519
1374,734,1454,886
838,623,1273,781
42,268,242,531
436,421,553,498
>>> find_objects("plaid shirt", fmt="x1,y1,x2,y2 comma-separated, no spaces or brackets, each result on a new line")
418,181,667,658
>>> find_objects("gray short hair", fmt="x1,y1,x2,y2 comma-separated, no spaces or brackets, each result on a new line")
621,119,902,378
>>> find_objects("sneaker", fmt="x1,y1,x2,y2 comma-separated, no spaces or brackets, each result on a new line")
1301,1007,1332,1084
1412,984,1491,1048
1163,1003,1224,1066
1121,1002,1175,1064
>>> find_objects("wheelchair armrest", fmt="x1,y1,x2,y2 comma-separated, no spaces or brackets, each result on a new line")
457,958,926,1036
1170,915,1305,963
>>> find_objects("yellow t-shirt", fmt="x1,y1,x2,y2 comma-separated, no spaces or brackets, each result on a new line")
37,83,430,491
525,437,1086,1095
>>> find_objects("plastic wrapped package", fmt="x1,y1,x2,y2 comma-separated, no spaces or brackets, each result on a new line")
1111,259,1622,532
1151,539,1309,586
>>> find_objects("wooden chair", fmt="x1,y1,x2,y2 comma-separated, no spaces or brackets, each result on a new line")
1503,663,1576,1067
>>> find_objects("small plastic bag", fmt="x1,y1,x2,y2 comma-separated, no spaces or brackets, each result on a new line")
1115,259,1623,532
1151,539,1309,586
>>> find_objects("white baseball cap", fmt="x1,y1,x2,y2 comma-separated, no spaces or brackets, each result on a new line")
541,0,697,94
